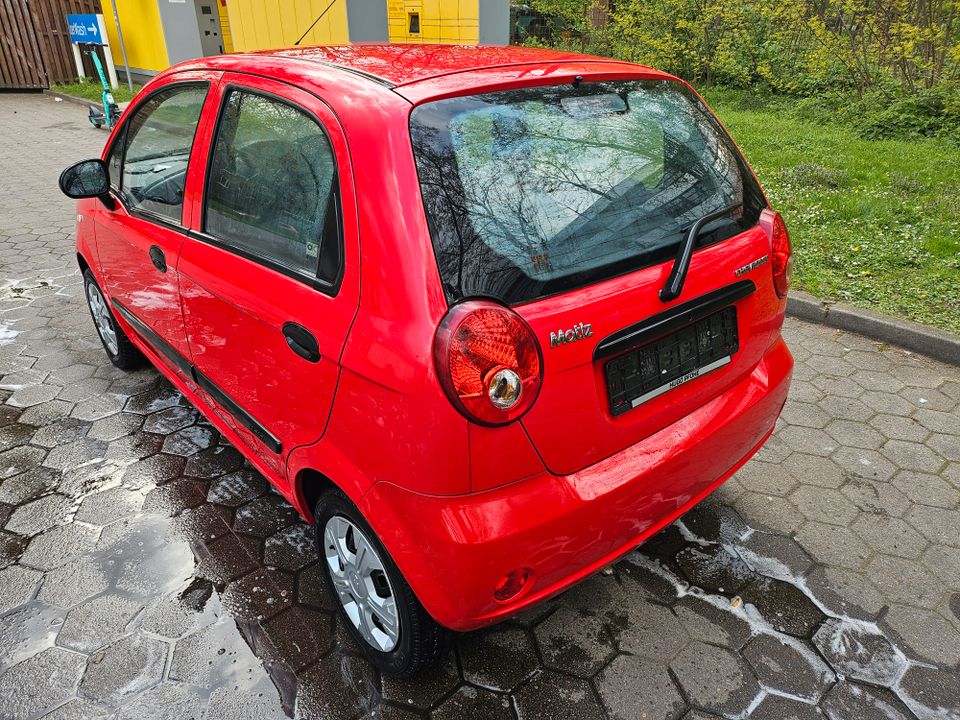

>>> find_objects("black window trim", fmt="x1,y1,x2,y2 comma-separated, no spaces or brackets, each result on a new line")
196,82,345,297
104,80,212,233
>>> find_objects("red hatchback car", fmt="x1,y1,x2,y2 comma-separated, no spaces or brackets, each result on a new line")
59,44,793,676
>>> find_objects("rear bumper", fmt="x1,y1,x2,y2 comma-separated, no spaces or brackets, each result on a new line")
360,337,793,631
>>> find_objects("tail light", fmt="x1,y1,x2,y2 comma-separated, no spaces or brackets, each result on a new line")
433,300,543,426
761,209,793,298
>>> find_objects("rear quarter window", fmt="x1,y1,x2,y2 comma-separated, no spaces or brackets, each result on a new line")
410,79,766,305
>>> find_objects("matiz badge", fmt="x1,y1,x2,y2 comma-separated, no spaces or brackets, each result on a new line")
735,254,769,277
550,322,593,348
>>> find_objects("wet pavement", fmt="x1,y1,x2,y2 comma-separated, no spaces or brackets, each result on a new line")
1,92,960,720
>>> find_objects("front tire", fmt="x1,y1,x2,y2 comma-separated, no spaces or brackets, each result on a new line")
313,489,446,677
83,270,145,370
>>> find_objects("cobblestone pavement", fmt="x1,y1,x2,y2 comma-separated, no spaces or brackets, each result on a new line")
1,93,959,720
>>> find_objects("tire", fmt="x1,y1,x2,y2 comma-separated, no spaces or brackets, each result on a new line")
314,488,447,677
83,270,145,370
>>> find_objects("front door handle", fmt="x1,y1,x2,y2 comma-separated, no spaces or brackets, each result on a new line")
282,322,320,363
149,245,167,273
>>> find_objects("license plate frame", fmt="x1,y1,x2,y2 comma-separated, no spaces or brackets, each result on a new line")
604,306,739,416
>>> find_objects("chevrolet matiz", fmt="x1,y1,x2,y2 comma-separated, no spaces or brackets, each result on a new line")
59,44,793,676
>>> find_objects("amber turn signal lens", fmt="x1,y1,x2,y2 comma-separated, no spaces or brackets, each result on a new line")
493,567,532,602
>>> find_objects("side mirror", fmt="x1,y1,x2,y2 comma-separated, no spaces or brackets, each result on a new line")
59,159,110,200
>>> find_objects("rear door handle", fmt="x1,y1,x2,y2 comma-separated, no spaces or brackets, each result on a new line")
282,322,320,363
149,245,167,273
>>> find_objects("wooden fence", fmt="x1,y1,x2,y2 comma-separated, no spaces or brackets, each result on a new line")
1,0,102,90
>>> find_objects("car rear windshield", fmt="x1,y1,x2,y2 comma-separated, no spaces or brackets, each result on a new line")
409,79,766,305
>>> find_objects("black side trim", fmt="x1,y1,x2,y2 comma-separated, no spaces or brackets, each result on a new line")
194,370,283,454
111,300,282,454
112,300,193,377
593,280,756,361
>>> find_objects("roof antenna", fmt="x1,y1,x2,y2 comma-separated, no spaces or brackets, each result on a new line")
572,75,583,88
294,0,338,45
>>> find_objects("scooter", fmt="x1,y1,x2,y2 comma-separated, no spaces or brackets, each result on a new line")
85,47,121,130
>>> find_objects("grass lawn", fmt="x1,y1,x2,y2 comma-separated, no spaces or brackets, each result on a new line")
702,87,960,334
51,80,141,105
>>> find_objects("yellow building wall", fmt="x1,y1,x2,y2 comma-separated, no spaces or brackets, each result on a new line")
104,0,169,73
388,0,479,44
228,0,349,52
217,0,234,53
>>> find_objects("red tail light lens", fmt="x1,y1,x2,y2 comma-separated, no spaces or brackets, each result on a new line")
433,300,543,426
762,209,793,298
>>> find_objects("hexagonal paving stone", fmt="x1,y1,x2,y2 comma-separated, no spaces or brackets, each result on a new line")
821,682,914,720
534,603,615,677
431,686,514,720
57,593,144,653
672,595,751,650
734,492,805,534
882,604,960,666
295,651,380,720
882,439,947,474
114,681,208,720
5,492,71,536
825,419,884,449
610,595,690,660
514,670,604,720
892,469,960,508
162,426,216,456
676,544,756,594
0,445,46,479
79,633,167,704
596,653,685,720
207,469,268,506
851,514,927,558
36,556,109,608
142,405,198,434
0,564,43,614
263,523,315,571
75,487,145,526
907,504,960,547
813,618,905,687
751,696,826,720
841,476,911,518
869,413,930,443
740,577,826,637
19,523,98,571
804,566,885,621
459,626,540,692
0,647,86,719
789,486,859,526
926,433,960,463
866,554,945,609
233,495,298,538
670,641,760,716
0,466,58,505
832,446,897,482
221,567,295,622
897,664,960,720
184,445,244,479
921,544,960,591
795,522,872,570
743,633,834,701
381,654,460,711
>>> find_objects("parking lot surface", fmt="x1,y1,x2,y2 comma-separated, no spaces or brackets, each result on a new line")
1,93,959,720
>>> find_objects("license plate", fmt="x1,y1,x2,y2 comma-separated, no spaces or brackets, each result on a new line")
605,306,739,416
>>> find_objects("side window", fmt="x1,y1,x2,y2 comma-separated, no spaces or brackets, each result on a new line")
116,85,207,224
204,89,340,283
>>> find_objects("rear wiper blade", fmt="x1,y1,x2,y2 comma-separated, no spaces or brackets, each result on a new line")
659,203,742,302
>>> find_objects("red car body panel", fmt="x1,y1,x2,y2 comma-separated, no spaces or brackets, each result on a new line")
76,44,793,632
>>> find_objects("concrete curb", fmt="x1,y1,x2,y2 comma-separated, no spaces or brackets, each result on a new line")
788,290,960,366
44,89,98,110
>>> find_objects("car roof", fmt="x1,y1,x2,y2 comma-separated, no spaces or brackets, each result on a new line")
165,44,674,107
257,44,643,87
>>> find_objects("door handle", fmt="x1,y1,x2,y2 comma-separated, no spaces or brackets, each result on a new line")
282,322,321,363
149,245,167,273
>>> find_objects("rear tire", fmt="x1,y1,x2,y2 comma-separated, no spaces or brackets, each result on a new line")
313,488,447,677
83,270,145,370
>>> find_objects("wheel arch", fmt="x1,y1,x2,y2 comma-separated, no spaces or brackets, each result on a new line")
295,467,338,525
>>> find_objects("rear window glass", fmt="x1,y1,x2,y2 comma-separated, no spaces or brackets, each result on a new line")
410,80,766,305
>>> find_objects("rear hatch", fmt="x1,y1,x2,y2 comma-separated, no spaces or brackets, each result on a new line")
410,77,784,475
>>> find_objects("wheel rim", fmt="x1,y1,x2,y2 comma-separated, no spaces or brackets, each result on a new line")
323,515,400,652
86,282,118,356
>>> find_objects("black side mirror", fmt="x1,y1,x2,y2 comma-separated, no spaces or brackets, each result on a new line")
59,159,110,200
